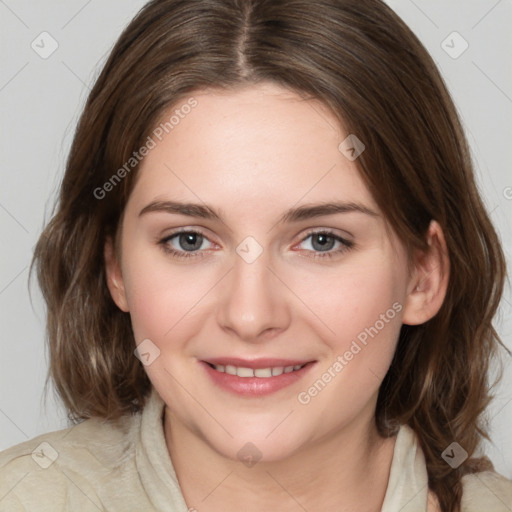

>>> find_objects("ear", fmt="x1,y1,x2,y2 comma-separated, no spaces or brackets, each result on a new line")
104,235,130,313
401,220,450,326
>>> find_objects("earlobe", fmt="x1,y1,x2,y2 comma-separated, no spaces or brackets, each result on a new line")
104,235,130,313
401,220,450,326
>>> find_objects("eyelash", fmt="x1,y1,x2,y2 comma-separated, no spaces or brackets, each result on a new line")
158,229,354,260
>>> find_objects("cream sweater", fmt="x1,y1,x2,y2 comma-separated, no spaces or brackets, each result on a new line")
1,387,511,511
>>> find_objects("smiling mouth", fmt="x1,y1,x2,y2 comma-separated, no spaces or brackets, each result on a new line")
200,359,316,396
205,362,309,378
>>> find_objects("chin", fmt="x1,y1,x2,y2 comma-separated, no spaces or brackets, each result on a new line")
201,423,311,466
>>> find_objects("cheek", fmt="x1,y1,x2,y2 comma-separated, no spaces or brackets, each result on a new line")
122,250,215,345
292,262,406,424
304,259,402,332
292,257,406,374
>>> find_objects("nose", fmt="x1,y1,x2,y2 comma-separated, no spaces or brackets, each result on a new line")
216,248,291,343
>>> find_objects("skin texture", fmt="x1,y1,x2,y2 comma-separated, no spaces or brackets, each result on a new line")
105,82,449,512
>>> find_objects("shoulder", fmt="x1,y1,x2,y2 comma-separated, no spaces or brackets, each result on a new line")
0,412,141,512
460,470,512,512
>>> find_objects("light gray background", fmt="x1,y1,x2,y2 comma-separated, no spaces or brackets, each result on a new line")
1,0,511,478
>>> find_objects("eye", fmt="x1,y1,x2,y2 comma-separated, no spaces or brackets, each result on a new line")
159,230,214,259
158,228,354,261
296,230,354,259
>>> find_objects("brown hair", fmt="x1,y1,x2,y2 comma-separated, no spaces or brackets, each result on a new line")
31,0,506,510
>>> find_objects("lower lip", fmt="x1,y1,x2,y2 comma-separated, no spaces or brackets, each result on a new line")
200,361,316,397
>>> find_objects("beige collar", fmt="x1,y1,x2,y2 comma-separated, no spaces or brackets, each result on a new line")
137,386,429,511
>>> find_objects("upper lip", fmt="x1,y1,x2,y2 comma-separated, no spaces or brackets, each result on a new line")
202,357,315,369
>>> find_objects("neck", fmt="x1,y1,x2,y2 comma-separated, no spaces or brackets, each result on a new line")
164,406,397,512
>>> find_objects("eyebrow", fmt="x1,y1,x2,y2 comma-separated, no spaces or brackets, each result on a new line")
138,200,379,223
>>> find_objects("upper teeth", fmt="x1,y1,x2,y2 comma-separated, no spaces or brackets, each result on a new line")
212,364,304,378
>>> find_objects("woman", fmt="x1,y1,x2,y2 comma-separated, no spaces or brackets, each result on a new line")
1,1,510,510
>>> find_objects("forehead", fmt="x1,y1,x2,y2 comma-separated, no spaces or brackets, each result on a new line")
128,82,377,218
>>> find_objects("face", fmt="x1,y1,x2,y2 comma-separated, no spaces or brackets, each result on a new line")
106,82,430,463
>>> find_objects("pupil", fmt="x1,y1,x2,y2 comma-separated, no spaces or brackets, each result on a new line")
312,234,334,251
180,233,202,251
